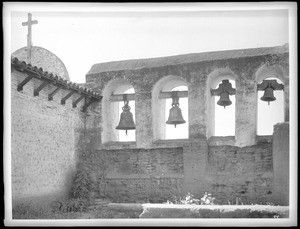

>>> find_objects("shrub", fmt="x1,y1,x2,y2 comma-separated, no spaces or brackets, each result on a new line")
166,192,216,205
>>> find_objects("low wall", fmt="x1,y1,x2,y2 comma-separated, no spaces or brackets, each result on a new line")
205,142,274,204
107,203,289,218
87,145,184,203
85,137,285,205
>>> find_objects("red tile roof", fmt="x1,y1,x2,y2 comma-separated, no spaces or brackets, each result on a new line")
11,57,102,100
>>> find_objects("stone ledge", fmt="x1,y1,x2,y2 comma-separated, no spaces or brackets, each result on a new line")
208,136,235,146
107,203,289,218
106,174,184,179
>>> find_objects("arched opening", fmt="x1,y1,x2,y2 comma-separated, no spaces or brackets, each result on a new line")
118,87,136,141
165,86,189,139
206,68,237,139
257,77,284,135
214,80,236,136
152,75,188,140
101,79,135,143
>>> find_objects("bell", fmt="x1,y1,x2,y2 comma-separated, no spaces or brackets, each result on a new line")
261,87,276,105
166,91,186,128
217,92,232,108
116,97,135,135
166,106,186,128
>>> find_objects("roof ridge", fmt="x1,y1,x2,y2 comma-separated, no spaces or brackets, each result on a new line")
87,44,289,75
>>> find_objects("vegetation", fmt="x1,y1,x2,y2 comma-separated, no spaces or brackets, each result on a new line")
166,192,216,205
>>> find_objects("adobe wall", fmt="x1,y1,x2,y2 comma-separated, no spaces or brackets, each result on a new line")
85,50,289,147
85,138,284,204
82,45,290,205
10,69,99,206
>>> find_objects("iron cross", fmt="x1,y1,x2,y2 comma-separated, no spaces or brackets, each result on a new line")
22,13,38,63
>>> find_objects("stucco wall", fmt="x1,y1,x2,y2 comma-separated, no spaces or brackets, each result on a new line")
11,70,86,205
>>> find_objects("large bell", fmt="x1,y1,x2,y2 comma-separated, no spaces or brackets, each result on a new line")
261,87,276,105
166,91,186,128
217,92,232,108
116,98,135,135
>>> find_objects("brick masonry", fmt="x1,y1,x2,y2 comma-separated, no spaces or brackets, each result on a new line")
84,140,282,204
86,147,184,203
205,143,274,204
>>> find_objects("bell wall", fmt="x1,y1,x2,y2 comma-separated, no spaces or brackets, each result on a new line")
83,48,290,205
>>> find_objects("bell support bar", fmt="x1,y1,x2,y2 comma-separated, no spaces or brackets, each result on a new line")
257,79,284,91
109,91,188,102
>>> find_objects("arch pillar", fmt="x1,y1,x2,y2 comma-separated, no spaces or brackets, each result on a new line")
235,72,257,147
189,76,207,139
135,87,153,148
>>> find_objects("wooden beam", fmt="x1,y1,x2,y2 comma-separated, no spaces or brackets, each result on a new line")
72,95,85,108
158,91,188,99
82,98,96,112
61,90,76,105
34,80,49,96
17,75,34,91
110,91,189,102
48,86,61,101
110,93,135,102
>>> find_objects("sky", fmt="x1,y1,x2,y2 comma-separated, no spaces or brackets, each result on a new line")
4,2,296,136
7,3,291,84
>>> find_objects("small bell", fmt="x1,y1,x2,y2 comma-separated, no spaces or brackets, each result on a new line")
217,91,232,108
211,79,235,108
166,91,186,128
116,94,135,135
261,87,276,105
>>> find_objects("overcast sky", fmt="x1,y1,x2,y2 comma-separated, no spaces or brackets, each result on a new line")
4,2,296,136
6,2,292,84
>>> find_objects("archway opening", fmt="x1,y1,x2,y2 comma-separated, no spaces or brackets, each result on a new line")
214,80,236,136
165,86,189,139
257,77,284,135
118,87,136,141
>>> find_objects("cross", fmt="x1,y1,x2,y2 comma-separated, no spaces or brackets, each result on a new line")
22,13,38,64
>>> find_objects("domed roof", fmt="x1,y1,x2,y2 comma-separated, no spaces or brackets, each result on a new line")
12,46,69,81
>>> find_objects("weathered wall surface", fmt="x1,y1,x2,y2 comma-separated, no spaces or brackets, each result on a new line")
11,70,86,205
205,143,274,204
83,138,288,205
85,46,289,147
80,45,290,205
86,144,184,203
272,122,289,205
12,46,70,81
